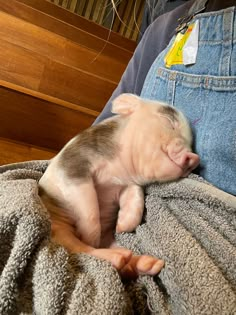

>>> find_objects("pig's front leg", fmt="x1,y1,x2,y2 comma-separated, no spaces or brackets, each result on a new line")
116,184,144,233
62,179,101,248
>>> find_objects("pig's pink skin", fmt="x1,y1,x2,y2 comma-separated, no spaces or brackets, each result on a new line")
95,97,199,245
94,183,144,247
96,101,199,190
116,184,144,233
39,94,200,249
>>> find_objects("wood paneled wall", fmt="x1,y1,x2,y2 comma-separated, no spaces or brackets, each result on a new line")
0,0,135,164
47,0,145,42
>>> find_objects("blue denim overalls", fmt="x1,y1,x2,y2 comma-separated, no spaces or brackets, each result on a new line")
141,0,236,195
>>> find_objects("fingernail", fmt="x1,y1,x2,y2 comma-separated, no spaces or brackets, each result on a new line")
151,260,165,274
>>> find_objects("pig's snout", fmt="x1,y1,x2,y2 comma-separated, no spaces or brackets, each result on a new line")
166,140,200,176
177,151,199,176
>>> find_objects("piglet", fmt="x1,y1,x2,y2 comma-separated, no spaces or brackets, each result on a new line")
39,93,199,261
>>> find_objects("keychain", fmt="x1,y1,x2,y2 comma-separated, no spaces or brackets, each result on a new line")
164,2,207,68
164,21,199,68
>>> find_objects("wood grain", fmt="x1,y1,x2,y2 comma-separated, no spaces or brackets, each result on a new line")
0,38,44,91
39,60,116,112
0,11,130,83
0,10,129,113
0,0,136,51
0,85,95,151
0,138,56,165
0,0,133,160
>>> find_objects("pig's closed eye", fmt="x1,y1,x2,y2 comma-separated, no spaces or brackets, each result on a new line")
158,114,175,130
161,143,168,154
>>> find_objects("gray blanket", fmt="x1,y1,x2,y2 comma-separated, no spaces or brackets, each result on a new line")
0,161,235,314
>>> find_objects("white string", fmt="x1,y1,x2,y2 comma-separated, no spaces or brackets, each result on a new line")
90,0,116,63
133,0,142,39
91,0,146,63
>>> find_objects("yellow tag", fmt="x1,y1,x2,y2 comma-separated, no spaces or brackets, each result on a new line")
164,23,195,68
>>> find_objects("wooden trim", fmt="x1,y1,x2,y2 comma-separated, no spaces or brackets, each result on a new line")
0,137,56,165
0,80,99,118
0,85,95,151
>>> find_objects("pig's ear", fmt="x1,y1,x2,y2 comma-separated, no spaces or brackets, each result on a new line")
111,93,140,115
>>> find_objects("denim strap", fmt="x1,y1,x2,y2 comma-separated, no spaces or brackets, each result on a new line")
188,0,209,16
220,7,235,75
176,0,209,33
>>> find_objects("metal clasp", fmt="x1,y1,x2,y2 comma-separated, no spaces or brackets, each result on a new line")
175,4,208,34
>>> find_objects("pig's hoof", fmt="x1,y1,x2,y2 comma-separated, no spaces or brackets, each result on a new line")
90,248,132,270
115,223,124,233
120,255,164,279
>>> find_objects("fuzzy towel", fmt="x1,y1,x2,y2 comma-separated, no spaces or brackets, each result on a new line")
0,160,235,314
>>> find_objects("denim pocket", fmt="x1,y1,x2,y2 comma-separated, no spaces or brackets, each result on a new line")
147,67,236,195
